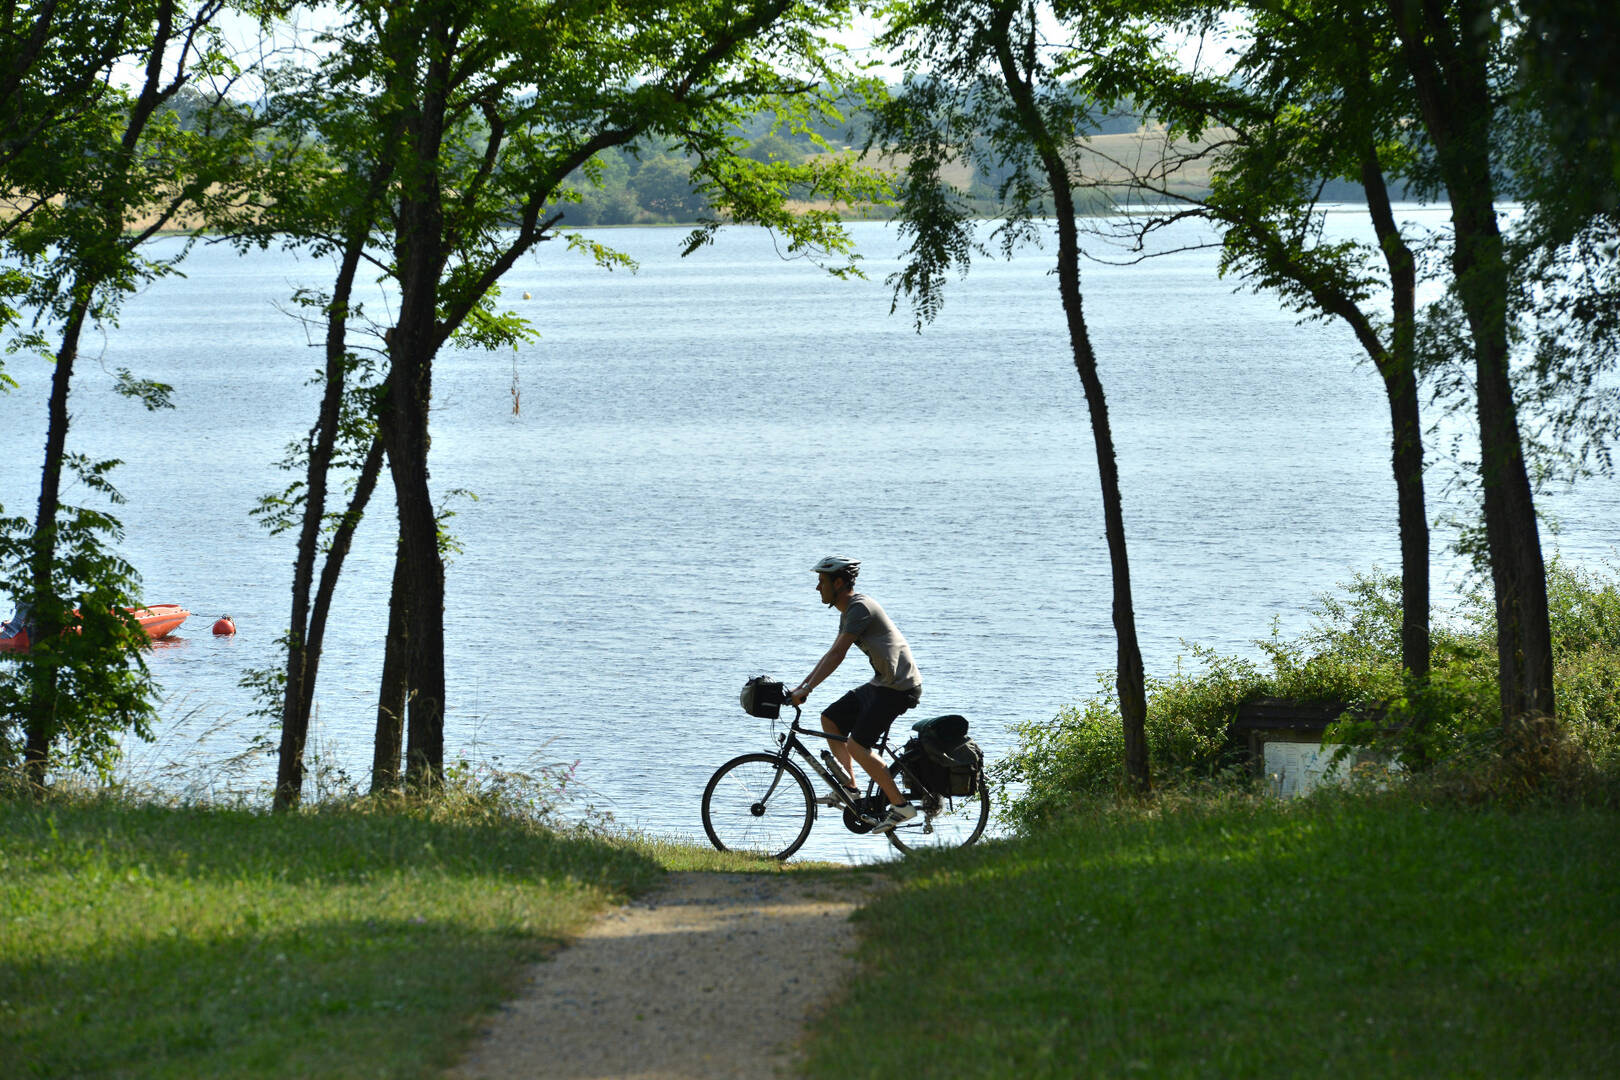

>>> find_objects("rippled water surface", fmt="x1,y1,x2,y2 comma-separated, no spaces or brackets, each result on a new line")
3,213,1614,862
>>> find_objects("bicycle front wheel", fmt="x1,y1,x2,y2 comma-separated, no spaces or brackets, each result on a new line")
887,783,990,854
701,753,816,860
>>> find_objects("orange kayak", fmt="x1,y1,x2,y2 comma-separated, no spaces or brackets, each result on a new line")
129,604,190,639
0,604,190,653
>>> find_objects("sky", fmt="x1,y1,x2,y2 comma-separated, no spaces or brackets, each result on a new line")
183,4,1238,95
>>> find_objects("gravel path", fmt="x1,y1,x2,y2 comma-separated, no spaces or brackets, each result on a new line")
448,870,890,1080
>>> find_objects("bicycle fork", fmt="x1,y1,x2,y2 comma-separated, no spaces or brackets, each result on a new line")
753,752,798,810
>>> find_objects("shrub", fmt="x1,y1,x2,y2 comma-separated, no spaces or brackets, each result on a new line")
1549,561,1620,774
996,647,1272,831
998,562,1620,830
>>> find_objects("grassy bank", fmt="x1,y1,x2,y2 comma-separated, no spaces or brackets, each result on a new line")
805,793,1620,1078
0,795,778,1078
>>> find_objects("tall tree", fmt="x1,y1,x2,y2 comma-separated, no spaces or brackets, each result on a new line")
1503,0,1620,485
1,0,151,390
1154,0,1593,757
0,0,137,212
876,0,1153,792
1068,0,1594,764
1516,0,1620,226
1099,3,1435,687
256,0,882,805
1382,0,1555,750
226,65,399,806
1,0,262,787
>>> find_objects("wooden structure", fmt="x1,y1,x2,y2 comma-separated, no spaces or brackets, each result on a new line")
1229,697,1386,782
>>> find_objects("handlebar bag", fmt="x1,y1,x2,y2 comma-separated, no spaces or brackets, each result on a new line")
739,676,786,719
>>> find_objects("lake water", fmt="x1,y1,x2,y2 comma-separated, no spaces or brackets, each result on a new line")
2,212,1615,862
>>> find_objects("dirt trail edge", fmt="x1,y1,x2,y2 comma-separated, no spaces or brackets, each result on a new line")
448,870,891,1080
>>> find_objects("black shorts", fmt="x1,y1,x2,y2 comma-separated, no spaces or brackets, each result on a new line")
824,683,922,749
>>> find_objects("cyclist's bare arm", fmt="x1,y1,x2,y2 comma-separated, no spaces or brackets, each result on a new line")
790,632,856,705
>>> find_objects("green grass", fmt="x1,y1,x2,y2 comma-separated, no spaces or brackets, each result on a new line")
805,793,1620,1079
0,796,804,1078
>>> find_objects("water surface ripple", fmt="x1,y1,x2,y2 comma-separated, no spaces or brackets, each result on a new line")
3,214,1613,862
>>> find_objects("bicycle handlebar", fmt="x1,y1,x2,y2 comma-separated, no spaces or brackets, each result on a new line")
755,681,844,742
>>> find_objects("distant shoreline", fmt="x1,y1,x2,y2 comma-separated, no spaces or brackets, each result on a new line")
124,200,1462,240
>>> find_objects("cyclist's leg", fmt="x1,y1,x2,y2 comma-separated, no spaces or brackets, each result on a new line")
845,686,913,806
820,690,865,785
819,712,855,783
847,738,904,805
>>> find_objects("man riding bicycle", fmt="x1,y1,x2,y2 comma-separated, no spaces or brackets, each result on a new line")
788,556,921,833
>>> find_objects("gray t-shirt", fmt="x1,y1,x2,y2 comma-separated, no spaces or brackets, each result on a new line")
840,593,921,693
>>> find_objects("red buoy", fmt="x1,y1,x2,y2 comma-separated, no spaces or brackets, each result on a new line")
212,615,236,636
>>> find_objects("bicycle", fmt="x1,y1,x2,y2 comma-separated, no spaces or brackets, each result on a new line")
701,698,991,860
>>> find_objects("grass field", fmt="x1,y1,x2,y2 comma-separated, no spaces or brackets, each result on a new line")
0,796,781,1079
804,792,1620,1079
11,785,1614,1078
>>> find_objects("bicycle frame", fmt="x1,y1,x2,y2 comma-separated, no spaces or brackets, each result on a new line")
764,704,883,816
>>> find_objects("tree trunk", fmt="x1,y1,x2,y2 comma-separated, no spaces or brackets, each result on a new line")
371,537,410,793
16,0,201,791
301,435,384,729
384,22,452,790
273,238,369,811
386,366,446,790
1387,0,1556,747
1361,150,1431,685
992,10,1151,792
22,293,90,789
1050,204,1152,794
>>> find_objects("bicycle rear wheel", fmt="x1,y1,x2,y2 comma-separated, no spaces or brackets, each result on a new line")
886,783,990,854
701,753,816,860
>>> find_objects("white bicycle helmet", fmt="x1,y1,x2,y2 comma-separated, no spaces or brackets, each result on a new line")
811,555,860,578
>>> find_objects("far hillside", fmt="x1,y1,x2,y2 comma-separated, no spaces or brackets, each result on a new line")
106,88,1405,232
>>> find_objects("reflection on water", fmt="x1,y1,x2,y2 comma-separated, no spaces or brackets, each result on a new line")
3,215,1614,862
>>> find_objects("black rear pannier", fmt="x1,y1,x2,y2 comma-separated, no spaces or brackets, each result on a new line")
894,739,947,797
911,713,968,752
739,676,787,719
932,737,982,796
895,715,983,798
